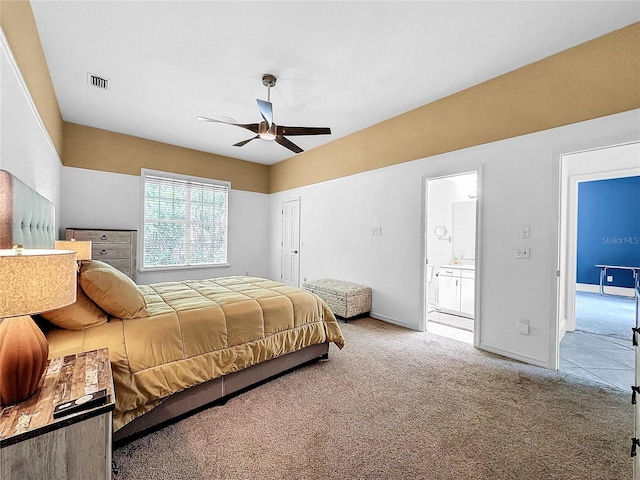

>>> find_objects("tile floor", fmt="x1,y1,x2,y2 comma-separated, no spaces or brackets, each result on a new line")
427,309,474,344
559,330,635,391
428,321,474,344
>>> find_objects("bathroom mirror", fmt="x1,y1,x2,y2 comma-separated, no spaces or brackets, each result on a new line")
434,225,447,237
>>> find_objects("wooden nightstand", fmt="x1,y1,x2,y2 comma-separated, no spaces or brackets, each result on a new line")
0,349,115,480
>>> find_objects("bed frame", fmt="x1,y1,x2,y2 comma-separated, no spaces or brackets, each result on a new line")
113,343,329,444
0,169,332,444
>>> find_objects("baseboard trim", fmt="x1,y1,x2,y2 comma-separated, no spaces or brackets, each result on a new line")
370,312,418,331
577,283,634,297
478,343,549,369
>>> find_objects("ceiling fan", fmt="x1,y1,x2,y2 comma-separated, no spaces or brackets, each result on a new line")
198,73,331,154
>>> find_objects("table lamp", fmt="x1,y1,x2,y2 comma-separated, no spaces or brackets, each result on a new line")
0,247,77,406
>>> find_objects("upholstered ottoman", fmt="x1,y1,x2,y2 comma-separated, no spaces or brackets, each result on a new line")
303,279,371,320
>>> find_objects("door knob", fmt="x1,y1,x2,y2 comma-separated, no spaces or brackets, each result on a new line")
292,250,298,254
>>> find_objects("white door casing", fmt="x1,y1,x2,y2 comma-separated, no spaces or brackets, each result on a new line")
281,198,300,287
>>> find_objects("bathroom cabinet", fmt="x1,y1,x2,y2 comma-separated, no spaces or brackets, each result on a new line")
438,266,475,318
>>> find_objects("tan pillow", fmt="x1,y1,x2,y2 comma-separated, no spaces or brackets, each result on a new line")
79,260,149,319
41,282,109,330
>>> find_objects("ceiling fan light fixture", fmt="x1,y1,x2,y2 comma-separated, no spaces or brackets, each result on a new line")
258,122,276,141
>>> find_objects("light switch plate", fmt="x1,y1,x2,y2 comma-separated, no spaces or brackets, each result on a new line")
520,225,530,239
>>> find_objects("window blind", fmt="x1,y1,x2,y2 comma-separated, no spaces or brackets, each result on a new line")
142,171,229,269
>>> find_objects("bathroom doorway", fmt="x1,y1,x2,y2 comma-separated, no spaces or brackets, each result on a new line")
424,171,478,344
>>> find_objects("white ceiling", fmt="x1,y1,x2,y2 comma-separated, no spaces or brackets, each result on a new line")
31,1,639,166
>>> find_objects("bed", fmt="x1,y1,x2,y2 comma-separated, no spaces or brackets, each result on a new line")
0,169,345,443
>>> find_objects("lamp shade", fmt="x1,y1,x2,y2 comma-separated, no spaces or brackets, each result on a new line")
0,249,77,318
55,240,92,260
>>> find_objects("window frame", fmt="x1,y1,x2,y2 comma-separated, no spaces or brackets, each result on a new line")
139,168,230,272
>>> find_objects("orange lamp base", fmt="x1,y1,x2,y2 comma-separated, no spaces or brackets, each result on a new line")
0,316,49,407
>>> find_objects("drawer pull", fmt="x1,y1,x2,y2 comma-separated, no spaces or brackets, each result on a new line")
100,249,108,255
101,234,108,240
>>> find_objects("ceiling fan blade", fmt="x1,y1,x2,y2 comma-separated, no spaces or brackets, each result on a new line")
276,126,331,136
275,135,304,154
256,99,273,128
233,135,259,147
197,116,260,134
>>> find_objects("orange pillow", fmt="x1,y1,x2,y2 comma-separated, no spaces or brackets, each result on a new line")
41,282,108,330
79,260,149,319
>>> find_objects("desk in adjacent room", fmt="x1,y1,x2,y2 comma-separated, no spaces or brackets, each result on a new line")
595,264,640,295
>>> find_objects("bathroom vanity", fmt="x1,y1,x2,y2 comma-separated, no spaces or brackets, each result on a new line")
438,265,475,318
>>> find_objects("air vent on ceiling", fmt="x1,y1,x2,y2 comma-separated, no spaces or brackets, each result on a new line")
87,73,109,90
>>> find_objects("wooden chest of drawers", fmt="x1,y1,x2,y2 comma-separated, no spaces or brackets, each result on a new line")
66,228,137,281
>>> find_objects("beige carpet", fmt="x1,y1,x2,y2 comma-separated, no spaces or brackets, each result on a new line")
113,318,632,480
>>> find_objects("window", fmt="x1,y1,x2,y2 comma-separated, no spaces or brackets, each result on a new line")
141,169,229,270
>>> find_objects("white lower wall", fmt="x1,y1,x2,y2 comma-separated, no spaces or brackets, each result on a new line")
269,109,640,368
60,166,271,284
0,32,62,225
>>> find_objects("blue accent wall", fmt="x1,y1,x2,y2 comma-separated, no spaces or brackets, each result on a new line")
577,176,640,288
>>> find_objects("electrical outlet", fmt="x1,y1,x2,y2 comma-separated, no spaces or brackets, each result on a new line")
607,275,613,283
518,318,529,335
515,247,530,259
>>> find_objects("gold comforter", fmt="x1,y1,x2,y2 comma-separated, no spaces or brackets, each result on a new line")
46,276,345,431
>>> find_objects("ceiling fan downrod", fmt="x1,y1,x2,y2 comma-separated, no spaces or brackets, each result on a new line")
262,73,276,102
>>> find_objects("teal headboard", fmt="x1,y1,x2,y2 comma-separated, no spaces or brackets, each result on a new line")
0,170,55,249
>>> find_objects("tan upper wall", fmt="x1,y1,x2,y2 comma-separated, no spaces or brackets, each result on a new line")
270,22,640,193
63,123,270,193
1,0,63,157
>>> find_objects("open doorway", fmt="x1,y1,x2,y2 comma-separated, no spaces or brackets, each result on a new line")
558,142,640,390
424,172,478,344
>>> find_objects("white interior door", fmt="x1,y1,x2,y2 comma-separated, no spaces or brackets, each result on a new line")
281,198,300,287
